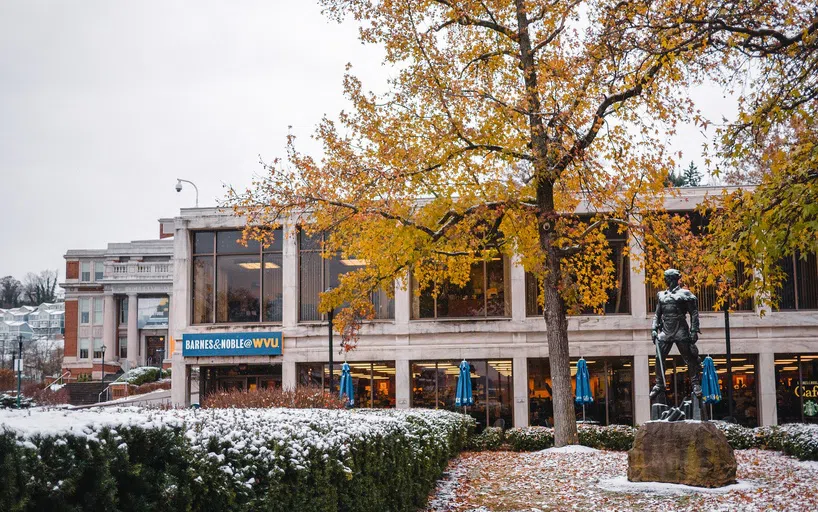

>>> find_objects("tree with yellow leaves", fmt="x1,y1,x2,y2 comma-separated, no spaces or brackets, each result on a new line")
228,1,815,446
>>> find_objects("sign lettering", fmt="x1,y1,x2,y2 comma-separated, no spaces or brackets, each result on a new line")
182,332,283,357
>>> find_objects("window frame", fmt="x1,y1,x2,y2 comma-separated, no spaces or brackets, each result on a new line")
79,339,90,359
93,297,103,325
190,229,284,325
79,298,90,325
94,262,104,281
81,261,91,282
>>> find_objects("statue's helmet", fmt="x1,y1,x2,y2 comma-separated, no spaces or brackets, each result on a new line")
664,269,681,279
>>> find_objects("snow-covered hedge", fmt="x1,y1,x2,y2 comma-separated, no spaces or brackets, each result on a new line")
0,407,472,511
115,366,170,386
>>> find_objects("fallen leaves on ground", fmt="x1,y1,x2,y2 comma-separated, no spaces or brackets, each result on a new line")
426,449,817,511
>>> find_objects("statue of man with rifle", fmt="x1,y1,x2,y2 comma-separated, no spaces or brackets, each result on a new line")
650,269,702,401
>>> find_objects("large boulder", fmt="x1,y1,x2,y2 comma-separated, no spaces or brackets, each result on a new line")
627,421,737,488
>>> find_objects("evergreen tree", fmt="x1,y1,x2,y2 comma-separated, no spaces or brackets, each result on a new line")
683,161,702,187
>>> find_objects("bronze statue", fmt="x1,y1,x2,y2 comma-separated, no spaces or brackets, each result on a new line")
650,269,702,400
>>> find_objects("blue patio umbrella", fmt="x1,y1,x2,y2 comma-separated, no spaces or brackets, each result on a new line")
455,360,474,407
575,358,594,423
339,362,354,407
702,356,721,419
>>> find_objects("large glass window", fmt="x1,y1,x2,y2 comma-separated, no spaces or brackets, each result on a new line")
649,353,758,427
412,256,511,319
299,231,394,322
191,230,283,324
119,297,128,325
119,336,127,359
81,262,91,282
94,262,104,281
138,297,169,329
295,362,396,407
775,354,818,424
778,252,818,311
80,298,90,324
411,359,513,430
528,357,633,427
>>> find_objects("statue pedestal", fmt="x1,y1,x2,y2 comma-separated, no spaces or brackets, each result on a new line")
628,422,737,488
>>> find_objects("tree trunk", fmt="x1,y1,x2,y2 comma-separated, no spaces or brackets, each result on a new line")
542,241,578,446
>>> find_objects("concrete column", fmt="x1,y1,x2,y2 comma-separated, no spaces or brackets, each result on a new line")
170,219,190,355
164,292,172,363
512,356,529,427
282,360,296,390
758,352,778,426
127,293,138,368
395,359,410,409
394,273,410,327
629,234,648,319
510,255,527,322
634,354,651,425
103,293,117,362
282,219,298,328
171,354,190,407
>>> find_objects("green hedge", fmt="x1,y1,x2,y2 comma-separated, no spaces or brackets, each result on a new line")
466,427,504,451
0,408,473,512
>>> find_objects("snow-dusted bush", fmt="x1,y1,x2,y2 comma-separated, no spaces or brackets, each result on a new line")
712,421,756,449
506,426,555,451
0,407,471,511
578,424,636,451
467,426,503,451
0,393,33,409
116,366,169,386
777,424,818,461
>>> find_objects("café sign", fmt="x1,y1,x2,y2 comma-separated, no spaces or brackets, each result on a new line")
182,332,282,357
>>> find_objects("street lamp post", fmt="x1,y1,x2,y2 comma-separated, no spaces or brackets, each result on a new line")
175,178,199,207
101,344,107,382
16,335,23,409
724,306,735,421
328,308,335,395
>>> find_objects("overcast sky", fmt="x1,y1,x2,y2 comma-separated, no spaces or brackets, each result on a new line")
0,1,735,285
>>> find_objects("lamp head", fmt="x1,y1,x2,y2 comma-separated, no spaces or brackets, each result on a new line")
175,180,183,193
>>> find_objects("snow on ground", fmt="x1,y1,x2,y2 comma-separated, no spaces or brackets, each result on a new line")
425,449,818,511
540,445,600,454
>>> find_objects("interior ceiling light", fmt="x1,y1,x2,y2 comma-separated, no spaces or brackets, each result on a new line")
340,259,369,266
238,262,280,270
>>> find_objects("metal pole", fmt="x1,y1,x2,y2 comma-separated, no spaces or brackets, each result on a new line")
725,308,735,420
328,308,334,394
101,345,105,382
798,355,804,423
16,336,23,408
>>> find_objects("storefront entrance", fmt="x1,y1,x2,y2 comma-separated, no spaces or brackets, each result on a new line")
200,364,282,396
146,336,166,366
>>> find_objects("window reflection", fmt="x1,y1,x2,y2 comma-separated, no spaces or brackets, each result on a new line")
137,296,169,329
295,362,396,407
775,354,818,424
528,357,633,427
411,359,513,431
412,255,511,319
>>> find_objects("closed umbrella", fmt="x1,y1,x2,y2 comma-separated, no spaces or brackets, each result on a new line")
455,360,474,407
701,356,721,419
339,362,354,407
575,358,594,423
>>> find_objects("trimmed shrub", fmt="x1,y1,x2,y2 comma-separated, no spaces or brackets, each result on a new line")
202,386,347,409
0,369,15,390
0,407,472,512
506,426,555,451
712,421,756,449
578,424,636,451
116,367,170,386
467,426,504,451
778,424,818,461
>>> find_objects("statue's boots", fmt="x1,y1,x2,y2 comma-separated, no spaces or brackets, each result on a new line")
693,382,702,397
649,384,664,399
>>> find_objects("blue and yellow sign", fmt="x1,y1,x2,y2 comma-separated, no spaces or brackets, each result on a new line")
182,332,283,357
